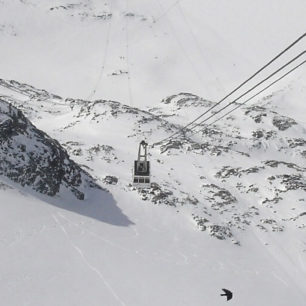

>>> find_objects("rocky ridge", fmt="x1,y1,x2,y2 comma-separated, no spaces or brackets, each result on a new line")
0,98,100,200
1,83,305,243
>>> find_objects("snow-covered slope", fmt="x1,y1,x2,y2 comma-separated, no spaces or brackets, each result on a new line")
0,0,305,106
0,98,101,200
0,79,305,305
1,0,306,304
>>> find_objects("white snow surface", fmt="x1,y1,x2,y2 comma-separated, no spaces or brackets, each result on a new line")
1,181,306,306
1,1,306,305
0,0,305,106
0,79,306,305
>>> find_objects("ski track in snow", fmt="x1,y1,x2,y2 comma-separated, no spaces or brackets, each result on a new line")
57,212,190,266
52,214,127,306
272,272,289,287
87,0,113,100
250,225,306,295
57,212,131,252
177,251,189,264
1,3,306,300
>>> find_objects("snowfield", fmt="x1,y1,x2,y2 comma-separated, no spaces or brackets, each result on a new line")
1,0,306,305
0,0,305,106
1,77,306,306
1,183,306,306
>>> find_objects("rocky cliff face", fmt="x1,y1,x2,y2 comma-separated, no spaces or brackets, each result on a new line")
0,99,100,200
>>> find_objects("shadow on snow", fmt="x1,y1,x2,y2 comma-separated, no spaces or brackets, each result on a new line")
0,177,134,227
44,188,134,227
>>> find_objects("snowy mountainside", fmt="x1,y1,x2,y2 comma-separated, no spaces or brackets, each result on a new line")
0,97,101,200
0,0,305,106
1,79,306,243
0,80,306,305
150,92,306,238
1,0,306,304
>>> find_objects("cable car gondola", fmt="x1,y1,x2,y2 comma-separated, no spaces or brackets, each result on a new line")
133,140,151,188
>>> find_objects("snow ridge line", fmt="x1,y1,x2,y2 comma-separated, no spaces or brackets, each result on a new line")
154,32,306,145
52,214,127,306
188,51,306,136
201,59,306,131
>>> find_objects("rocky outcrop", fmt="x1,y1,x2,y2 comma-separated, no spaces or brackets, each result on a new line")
2,83,306,241
0,78,61,100
0,99,100,199
160,92,214,108
272,115,297,131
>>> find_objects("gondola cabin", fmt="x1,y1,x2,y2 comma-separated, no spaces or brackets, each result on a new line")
133,140,151,188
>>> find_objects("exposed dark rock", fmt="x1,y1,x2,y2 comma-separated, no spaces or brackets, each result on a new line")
134,183,178,206
288,138,306,148
260,218,284,232
110,69,128,76
276,174,306,192
184,195,199,205
242,166,264,175
252,130,264,138
262,196,283,205
215,166,241,179
93,13,113,20
3,79,306,241
49,3,113,21
272,115,297,131
207,224,233,240
149,183,176,206
161,92,214,108
0,100,100,199
62,141,83,156
264,160,305,172
87,144,117,163
201,184,237,209
0,79,61,100
193,216,233,240
103,175,118,185
301,151,306,158
193,216,209,231
244,105,268,123
256,224,268,232
246,185,259,193
252,129,277,140
283,211,306,222
199,142,231,156
160,140,183,154
215,165,264,179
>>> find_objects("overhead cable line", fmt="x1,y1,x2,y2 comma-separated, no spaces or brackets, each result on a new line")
184,50,306,135
125,0,135,106
154,0,206,89
154,0,182,22
189,59,306,137
153,32,306,145
87,1,113,100
176,2,226,94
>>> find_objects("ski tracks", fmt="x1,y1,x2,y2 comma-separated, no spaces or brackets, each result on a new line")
56,212,190,267
52,214,127,306
57,212,130,252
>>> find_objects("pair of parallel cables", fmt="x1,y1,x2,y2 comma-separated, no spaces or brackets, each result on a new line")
87,0,134,106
